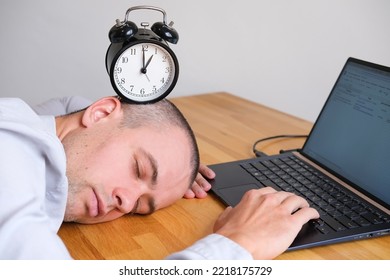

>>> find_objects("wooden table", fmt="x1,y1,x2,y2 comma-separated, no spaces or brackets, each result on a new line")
58,92,390,259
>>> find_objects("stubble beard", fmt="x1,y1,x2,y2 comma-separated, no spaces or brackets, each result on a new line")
63,176,83,223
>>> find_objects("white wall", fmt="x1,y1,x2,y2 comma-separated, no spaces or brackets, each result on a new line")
1,0,390,122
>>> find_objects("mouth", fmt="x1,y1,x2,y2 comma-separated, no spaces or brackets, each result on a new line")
90,188,107,218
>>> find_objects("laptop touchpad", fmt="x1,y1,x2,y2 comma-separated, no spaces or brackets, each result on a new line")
218,184,259,206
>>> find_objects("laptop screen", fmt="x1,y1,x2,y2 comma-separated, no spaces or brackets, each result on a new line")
302,58,390,207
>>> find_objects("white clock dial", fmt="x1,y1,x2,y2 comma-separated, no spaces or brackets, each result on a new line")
113,42,177,102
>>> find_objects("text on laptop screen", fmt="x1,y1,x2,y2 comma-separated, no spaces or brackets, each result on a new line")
303,60,390,206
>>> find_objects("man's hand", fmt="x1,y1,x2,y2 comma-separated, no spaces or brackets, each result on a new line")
184,164,216,198
213,187,320,259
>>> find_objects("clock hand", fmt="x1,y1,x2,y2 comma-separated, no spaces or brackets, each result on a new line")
142,47,146,69
144,55,154,70
141,55,154,74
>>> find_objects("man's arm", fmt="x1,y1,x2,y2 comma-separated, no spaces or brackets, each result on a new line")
167,187,319,260
0,130,72,259
166,234,253,260
32,96,92,116
0,99,72,259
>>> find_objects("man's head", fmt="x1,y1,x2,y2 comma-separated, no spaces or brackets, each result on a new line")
55,96,199,224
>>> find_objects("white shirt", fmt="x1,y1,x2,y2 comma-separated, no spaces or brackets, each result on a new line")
0,98,70,259
0,98,252,260
32,96,92,116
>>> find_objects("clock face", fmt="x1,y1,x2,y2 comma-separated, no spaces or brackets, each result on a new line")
112,41,178,103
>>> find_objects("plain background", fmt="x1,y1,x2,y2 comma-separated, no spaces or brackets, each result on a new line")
1,0,390,122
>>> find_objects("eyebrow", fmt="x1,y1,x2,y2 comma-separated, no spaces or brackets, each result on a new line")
137,149,158,215
139,148,159,186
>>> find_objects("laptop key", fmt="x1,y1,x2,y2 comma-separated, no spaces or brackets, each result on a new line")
262,161,275,168
251,162,268,171
336,216,359,229
258,179,278,189
383,216,390,223
346,211,361,220
353,217,371,227
311,219,333,234
361,212,384,224
322,215,346,231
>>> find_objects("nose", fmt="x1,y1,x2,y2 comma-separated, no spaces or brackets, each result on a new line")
112,188,135,214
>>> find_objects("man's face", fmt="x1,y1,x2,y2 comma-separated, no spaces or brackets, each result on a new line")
62,120,192,224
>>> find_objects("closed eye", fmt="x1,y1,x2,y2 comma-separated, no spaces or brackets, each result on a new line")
133,156,141,178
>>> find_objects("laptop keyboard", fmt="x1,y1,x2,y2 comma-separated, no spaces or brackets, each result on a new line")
240,156,390,234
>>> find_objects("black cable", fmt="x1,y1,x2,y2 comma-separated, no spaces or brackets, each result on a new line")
252,134,308,157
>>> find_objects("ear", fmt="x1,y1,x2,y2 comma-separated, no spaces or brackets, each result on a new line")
81,97,122,127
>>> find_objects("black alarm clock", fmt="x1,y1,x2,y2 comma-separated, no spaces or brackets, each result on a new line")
105,6,179,103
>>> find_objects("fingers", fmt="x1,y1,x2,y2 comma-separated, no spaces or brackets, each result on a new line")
278,193,320,222
183,164,214,199
183,175,210,198
217,206,233,222
292,207,320,224
280,192,310,213
213,206,233,232
198,164,216,179
240,187,319,220
183,188,195,199
214,187,320,260
239,187,279,205
184,181,208,199
194,171,212,192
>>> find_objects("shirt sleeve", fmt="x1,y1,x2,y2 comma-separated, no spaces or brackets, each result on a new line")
165,234,253,260
0,101,72,259
0,129,72,259
32,96,92,116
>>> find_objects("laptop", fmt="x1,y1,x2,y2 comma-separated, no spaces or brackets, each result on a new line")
208,57,390,250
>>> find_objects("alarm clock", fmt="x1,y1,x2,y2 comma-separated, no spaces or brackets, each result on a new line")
105,6,179,103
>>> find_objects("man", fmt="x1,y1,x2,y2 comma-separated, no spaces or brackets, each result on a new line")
0,96,319,259
31,95,214,200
